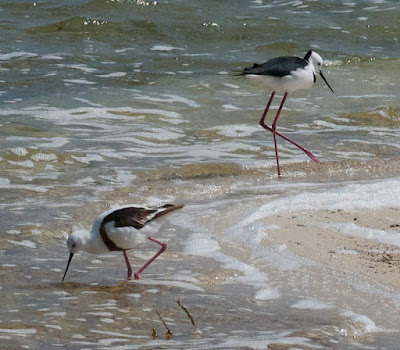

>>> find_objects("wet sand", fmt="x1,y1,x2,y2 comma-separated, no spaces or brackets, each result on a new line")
264,208,400,290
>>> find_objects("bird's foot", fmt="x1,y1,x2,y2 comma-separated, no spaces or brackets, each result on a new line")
134,272,141,280
304,149,319,163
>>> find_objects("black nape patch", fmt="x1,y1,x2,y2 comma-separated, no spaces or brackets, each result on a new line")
304,50,312,61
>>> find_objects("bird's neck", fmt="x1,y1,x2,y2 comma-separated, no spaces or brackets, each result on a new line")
84,228,109,254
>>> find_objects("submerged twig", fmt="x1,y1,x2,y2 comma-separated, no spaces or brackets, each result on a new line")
156,310,173,338
177,300,197,328
152,328,158,339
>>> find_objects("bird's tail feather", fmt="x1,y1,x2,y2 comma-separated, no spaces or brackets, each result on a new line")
152,204,184,221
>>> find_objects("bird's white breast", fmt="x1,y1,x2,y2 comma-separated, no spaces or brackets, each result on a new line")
247,64,314,94
282,65,314,92
104,221,148,250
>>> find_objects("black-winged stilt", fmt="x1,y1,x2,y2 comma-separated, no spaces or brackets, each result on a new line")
241,50,334,177
62,203,183,281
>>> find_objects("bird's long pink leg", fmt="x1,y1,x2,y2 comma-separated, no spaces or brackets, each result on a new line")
259,91,276,125
123,250,133,279
259,92,319,163
134,237,167,280
271,92,288,176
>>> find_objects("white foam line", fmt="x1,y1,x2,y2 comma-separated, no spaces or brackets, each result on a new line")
321,222,400,247
64,79,97,85
291,299,335,310
0,51,38,61
240,179,400,227
0,328,37,335
89,329,134,338
102,331,323,350
340,94,397,99
0,178,49,193
73,97,104,107
339,311,385,334
150,44,184,51
132,93,200,108
176,211,280,299
209,333,325,350
97,72,126,78
0,107,182,121
7,240,37,248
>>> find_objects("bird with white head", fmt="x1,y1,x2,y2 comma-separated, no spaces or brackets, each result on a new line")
241,50,334,176
62,203,183,282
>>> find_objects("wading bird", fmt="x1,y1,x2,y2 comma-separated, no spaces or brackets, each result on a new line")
62,203,183,281
241,50,334,176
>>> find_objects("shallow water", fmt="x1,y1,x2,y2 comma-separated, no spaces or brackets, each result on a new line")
1,0,400,349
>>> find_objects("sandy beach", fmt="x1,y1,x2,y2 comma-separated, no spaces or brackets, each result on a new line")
264,208,400,290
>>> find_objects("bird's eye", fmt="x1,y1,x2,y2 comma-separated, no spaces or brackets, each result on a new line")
72,243,76,248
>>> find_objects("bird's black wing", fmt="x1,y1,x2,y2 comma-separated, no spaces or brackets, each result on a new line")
102,204,183,230
102,207,156,230
98,207,154,251
99,205,183,251
242,56,307,77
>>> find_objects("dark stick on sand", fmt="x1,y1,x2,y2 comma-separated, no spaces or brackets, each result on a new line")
152,328,158,339
156,310,173,338
177,300,197,328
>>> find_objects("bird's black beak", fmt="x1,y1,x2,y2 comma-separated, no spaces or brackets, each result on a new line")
319,71,334,94
62,253,74,282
